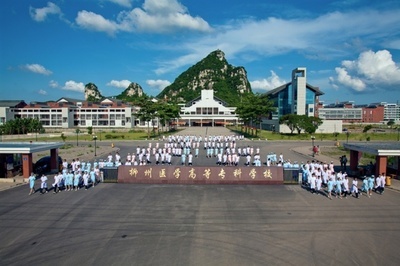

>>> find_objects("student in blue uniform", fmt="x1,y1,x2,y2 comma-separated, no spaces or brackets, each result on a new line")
335,177,343,199
327,177,334,200
90,168,96,187
28,172,36,195
181,153,186,165
73,171,80,191
66,170,73,191
361,176,369,197
368,175,375,197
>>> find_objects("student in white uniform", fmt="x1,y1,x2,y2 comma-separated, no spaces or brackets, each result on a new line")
310,173,317,194
378,173,386,194
40,174,48,194
188,152,193,166
52,172,61,194
342,175,350,198
352,177,359,199
82,171,89,190
316,175,322,195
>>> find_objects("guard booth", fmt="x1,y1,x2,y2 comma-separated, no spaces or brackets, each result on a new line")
343,142,400,183
283,168,301,184
0,142,63,178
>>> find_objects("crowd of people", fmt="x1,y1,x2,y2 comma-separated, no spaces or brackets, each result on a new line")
27,134,390,199
28,158,101,195
97,134,302,169
301,159,387,200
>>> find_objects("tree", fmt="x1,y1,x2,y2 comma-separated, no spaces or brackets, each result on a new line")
0,118,43,136
363,124,373,133
279,114,322,134
279,114,298,134
87,126,93,135
236,93,275,136
156,101,180,132
75,128,81,146
61,133,67,145
136,100,158,139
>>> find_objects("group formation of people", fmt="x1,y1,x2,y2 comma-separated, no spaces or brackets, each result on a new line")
28,158,100,195
302,159,387,200
99,134,302,168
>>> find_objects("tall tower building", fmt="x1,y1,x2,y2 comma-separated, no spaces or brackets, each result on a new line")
291,67,307,115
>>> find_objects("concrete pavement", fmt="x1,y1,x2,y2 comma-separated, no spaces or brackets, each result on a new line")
1,180,400,265
1,127,400,265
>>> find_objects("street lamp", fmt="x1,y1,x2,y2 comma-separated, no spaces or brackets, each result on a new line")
311,136,315,157
93,135,98,156
397,127,399,141
346,131,350,143
75,129,80,146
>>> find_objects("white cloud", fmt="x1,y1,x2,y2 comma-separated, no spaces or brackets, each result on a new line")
146,79,171,90
62,81,85,92
76,10,119,36
76,0,211,35
29,2,61,22
49,80,58,88
23,64,52,75
108,0,132,8
250,71,287,91
331,50,400,92
334,67,366,92
38,89,47,95
107,79,132,88
154,8,400,74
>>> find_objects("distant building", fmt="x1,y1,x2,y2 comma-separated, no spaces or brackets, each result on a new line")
0,98,158,129
382,103,400,122
178,90,238,126
318,101,363,123
261,68,342,133
265,67,324,119
362,104,385,123
318,101,399,124
0,100,27,125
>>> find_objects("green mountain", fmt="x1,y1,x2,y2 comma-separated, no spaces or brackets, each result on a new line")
84,82,147,103
157,50,252,106
84,83,103,101
115,82,147,102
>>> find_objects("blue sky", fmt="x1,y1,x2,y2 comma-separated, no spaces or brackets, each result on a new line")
1,0,400,105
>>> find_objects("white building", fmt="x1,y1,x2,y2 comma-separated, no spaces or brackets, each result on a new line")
0,98,159,129
383,103,400,122
178,90,239,126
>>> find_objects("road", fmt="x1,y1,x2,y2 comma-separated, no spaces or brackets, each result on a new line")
1,182,399,265
1,127,399,265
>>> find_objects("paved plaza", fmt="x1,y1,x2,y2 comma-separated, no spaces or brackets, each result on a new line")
1,127,400,265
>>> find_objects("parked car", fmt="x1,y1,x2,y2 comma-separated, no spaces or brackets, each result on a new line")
33,156,63,176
